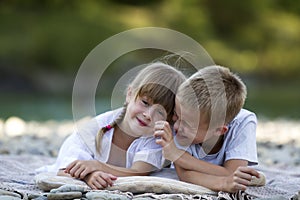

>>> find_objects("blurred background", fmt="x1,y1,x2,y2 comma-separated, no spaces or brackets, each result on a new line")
1,0,300,122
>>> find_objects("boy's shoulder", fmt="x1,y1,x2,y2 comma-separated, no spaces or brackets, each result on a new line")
229,108,257,126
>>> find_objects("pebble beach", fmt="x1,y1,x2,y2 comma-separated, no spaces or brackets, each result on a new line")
1,116,300,168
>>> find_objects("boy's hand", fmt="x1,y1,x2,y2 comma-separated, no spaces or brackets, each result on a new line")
223,166,260,193
84,171,117,189
154,121,173,146
154,121,183,162
65,160,101,179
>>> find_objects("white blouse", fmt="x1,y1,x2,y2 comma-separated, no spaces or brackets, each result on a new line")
36,109,164,173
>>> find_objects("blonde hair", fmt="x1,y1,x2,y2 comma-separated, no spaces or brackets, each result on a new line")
177,65,247,125
96,62,186,153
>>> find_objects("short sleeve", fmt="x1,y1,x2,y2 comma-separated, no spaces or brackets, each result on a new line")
225,117,258,166
131,137,164,170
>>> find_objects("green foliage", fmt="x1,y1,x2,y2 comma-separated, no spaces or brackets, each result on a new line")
0,0,300,119
1,0,299,77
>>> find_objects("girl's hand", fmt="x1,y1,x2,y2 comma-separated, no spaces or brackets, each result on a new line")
223,166,260,193
65,160,101,179
84,171,117,189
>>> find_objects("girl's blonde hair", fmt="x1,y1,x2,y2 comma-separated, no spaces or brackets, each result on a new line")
177,65,247,126
96,62,186,153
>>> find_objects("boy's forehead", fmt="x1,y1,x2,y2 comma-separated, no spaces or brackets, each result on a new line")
175,102,200,119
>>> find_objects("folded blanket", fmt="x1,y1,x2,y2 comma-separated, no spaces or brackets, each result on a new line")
0,155,299,200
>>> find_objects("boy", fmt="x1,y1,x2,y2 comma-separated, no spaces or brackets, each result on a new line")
154,65,260,193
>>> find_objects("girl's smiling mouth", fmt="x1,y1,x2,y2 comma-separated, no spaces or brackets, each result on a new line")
136,117,148,126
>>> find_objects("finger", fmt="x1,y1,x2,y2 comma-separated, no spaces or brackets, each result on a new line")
233,175,251,186
88,182,97,190
102,176,113,187
107,173,118,180
154,121,169,130
97,177,109,188
65,160,77,173
154,129,172,142
101,173,117,186
93,179,105,189
155,138,167,147
69,164,81,177
233,182,247,191
234,170,252,181
80,169,90,179
73,166,85,178
238,166,260,178
153,129,165,138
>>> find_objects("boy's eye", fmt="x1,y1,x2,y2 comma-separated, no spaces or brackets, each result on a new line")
157,108,165,116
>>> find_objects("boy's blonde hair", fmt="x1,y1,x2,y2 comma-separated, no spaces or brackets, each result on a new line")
177,65,246,126
96,62,186,153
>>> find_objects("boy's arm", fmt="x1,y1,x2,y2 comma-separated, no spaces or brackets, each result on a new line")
175,164,259,193
173,150,248,176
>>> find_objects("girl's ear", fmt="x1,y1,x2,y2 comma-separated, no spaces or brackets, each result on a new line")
126,87,132,103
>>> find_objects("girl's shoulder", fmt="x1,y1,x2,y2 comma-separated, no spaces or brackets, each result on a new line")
95,108,123,127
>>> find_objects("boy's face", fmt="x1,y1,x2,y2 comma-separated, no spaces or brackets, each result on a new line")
173,99,213,146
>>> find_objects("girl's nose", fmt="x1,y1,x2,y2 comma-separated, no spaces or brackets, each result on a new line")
143,109,151,120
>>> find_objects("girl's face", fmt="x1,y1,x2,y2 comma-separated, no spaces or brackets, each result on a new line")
124,91,167,137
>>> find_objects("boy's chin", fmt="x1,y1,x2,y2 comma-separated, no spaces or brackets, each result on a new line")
175,136,193,147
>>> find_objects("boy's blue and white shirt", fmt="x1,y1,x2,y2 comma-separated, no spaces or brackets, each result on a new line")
174,109,258,166
36,109,164,173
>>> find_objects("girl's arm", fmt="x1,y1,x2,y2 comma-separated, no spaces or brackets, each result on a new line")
65,159,156,179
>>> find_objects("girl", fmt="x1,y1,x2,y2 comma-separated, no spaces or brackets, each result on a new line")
37,62,186,190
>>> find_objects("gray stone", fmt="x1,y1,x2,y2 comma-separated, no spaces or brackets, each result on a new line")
47,191,82,200
0,195,21,200
85,191,131,200
0,189,22,198
50,184,88,193
35,173,89,192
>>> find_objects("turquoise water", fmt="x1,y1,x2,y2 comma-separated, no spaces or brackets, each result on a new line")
0,94,111,121
1,83,299,121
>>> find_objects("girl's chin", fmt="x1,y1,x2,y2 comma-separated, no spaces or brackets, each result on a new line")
131,125,153,137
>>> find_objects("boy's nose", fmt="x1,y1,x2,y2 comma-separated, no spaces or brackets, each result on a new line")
173,119,179,132
143,104,167,122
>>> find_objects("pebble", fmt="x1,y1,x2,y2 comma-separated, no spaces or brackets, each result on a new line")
85,191,131,200
0,196,21,200
0,189,21,198
47,191,82,200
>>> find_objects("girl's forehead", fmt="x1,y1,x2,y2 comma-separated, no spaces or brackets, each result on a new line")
137,94,153,103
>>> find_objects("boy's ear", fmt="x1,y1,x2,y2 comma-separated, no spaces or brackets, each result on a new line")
126,86,132,103
215,125,228,136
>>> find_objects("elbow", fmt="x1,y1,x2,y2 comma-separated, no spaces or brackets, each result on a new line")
177,170,189,183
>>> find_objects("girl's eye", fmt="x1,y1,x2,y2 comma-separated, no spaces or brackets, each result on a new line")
142,100,149,106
